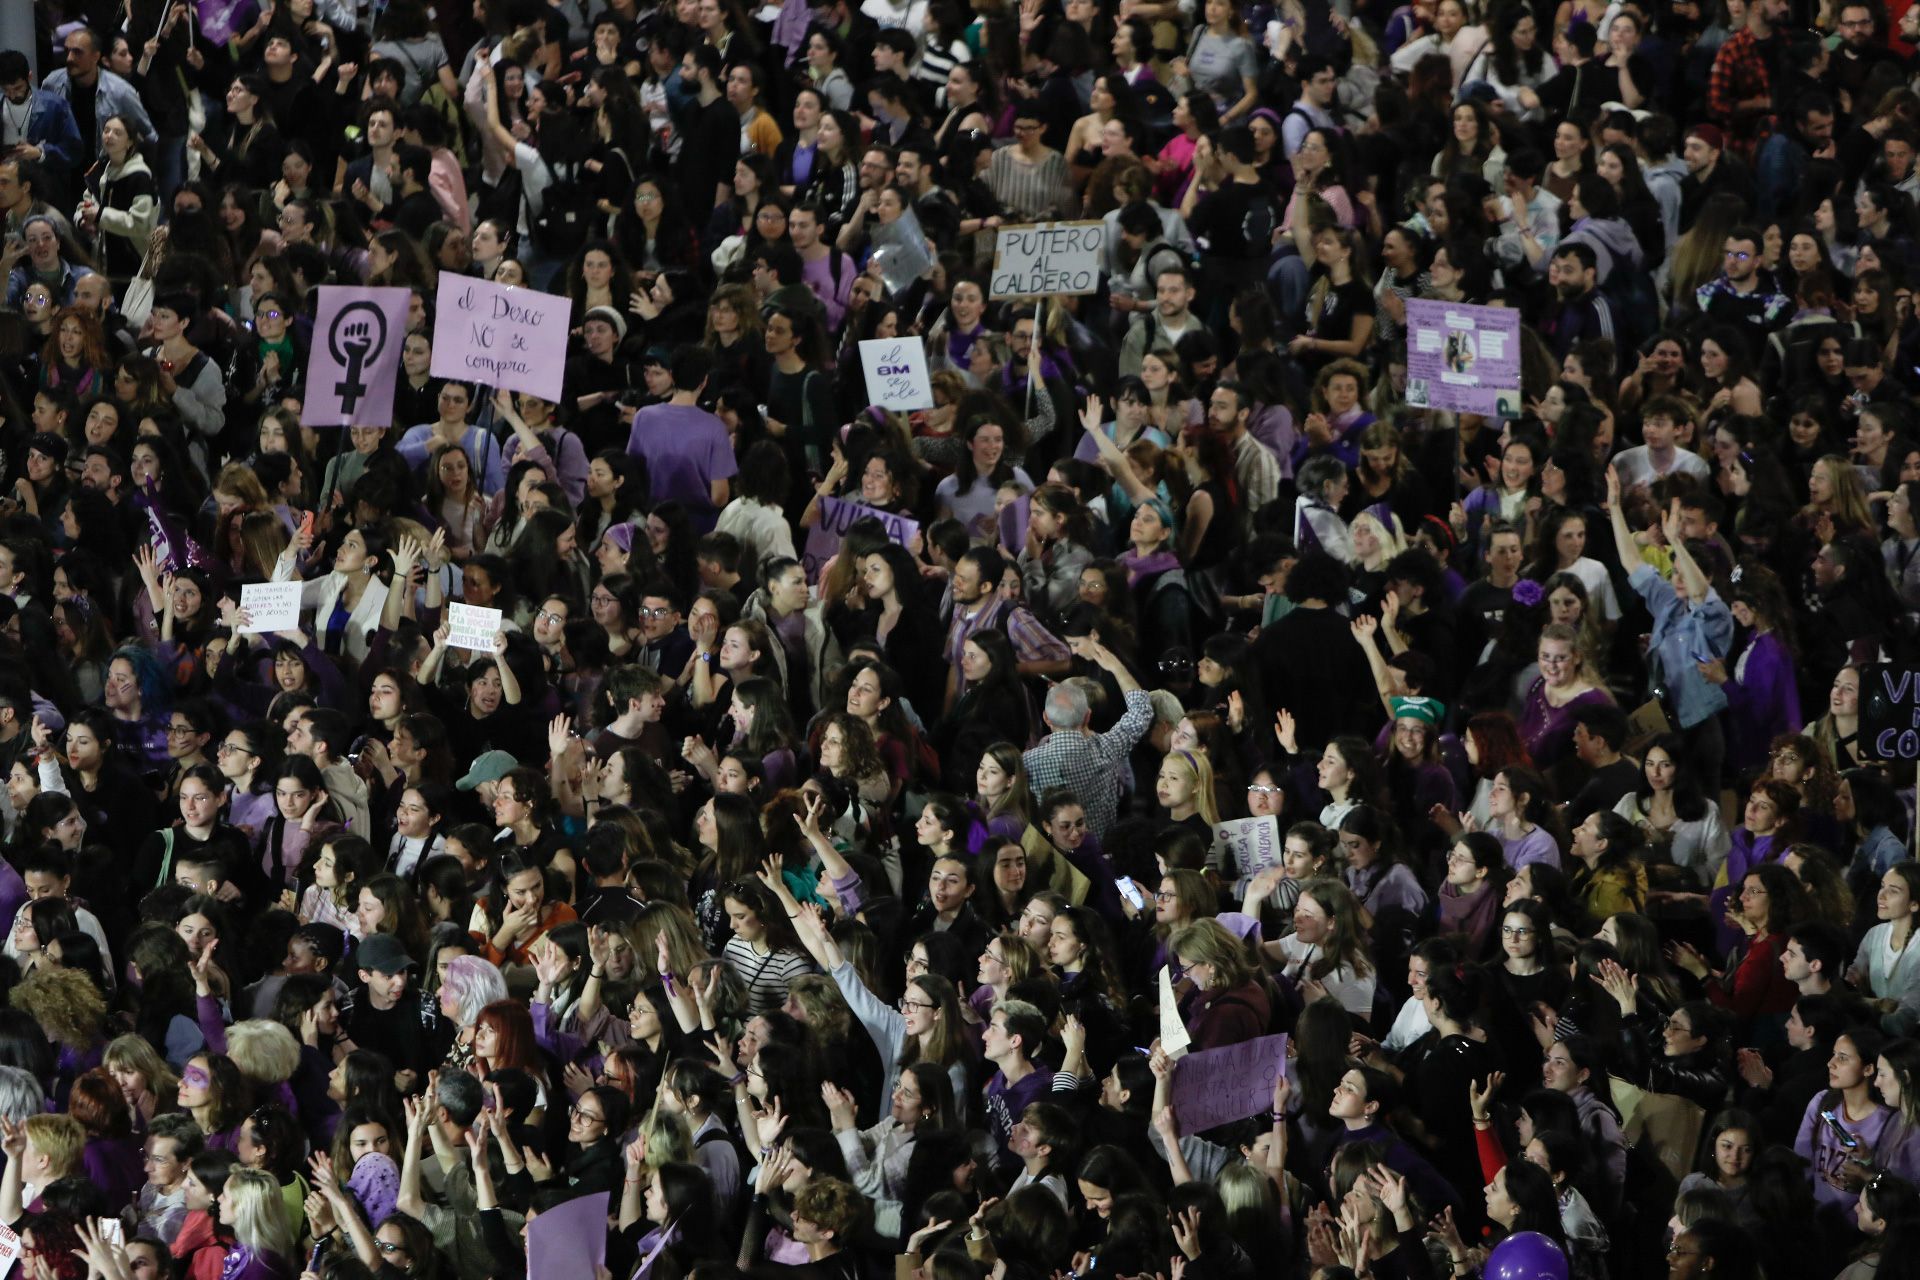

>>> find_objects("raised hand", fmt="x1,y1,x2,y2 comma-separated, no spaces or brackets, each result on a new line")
1467,1070,1504,1123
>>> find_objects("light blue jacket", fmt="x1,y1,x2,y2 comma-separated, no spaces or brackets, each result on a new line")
1630,563,1734,730
38,68,156,148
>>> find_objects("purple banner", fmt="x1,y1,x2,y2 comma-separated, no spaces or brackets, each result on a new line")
302,286,411,426
197,0,260,46
1404,298,1522,419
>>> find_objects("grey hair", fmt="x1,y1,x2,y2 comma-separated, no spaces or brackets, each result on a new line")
0,1066,40,1124
442,954,509,1027
1298,454,1346,502
1044,681,1090,730
436,1068,484,1125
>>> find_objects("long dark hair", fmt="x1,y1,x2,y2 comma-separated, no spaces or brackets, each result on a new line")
1629,733,1711,822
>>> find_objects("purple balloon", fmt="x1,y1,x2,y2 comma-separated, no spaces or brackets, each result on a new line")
1485,1231,1570,1280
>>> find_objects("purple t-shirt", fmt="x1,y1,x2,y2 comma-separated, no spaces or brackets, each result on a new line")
985,1067,1054,1173
625,403,740,529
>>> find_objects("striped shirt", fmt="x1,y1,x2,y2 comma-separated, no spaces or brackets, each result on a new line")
722,935,817,1014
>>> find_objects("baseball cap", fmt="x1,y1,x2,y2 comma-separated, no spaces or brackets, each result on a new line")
457,749,517,791
355,932,416,974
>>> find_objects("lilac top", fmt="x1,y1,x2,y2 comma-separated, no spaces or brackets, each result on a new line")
1797,1091,1893,1210
1346,862,1429,918
1517,680,1612,768
1500,825,1562,871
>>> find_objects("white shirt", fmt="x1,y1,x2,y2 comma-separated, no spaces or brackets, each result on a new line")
1273,933,1377,1017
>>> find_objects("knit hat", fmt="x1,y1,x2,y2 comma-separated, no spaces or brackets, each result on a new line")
1686,123,1725,151
584,305,628,340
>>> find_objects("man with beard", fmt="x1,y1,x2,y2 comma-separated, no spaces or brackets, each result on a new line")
1540,243,1617,360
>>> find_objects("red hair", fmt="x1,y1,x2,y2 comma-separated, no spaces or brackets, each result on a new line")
474,1000,538,1073
1465,712,1531,779
67,1067,132,1139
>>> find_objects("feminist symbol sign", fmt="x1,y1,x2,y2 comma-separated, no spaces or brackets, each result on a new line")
302,287,411,426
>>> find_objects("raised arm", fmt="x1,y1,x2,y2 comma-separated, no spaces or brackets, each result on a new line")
1662,500,1710,603
1604,465,1645,574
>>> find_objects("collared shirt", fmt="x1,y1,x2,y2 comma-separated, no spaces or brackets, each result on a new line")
1707,29,1772,135
945,597,1070,701
1022,688,1153,838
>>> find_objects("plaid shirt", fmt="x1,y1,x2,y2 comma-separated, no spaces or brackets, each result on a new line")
1022,688,1154,839
945,597,1071,700
1708,29,1774,146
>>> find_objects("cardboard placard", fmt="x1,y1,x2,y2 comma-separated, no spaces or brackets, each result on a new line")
1169,1033,1289,1136
430,275,571,402
238,581,303,635
859,337,934,411
447,602,504,652
1158,967,1191,1059
1213,816,1281,880
990,221,1107,298
1404,298,1522,419
800,496,919,582
302,285,412,425
526,1190,609,1279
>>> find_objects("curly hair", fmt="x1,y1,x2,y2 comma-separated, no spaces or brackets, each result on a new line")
9,967,105,1050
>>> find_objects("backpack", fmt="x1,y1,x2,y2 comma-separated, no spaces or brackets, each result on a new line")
528,159,594,255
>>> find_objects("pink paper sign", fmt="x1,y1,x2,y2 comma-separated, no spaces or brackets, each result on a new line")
302,286,412,426
430,275,571,402
1169,1033,1288,1136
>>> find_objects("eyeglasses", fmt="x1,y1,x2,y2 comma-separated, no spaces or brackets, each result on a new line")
1723,249,1752,261
167,724,198,736
376,1240,409,1256
899,997,937,1012
569,1104,606,1124
1500,925,1535,937
256,309,285,321
1246,784,1284,795
1153,890,1177,902
218,742,254,756
639,606,675,620
536,610,567,625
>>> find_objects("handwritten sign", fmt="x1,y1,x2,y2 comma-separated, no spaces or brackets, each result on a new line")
1404,299,1521,419
1158,967,1190,1059
1862,664,1920,760
990,221,1107,298
801,496,919,582
1169,1033,1288,1136
0,1220,21,1279
429,275,570,401
304,285,411,426
447,602,504,652
1214,816,1281,881
526,1191,608,1279
238,582,303,635
859,337,933,411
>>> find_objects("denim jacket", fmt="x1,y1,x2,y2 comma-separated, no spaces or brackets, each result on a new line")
1630,563,1734,729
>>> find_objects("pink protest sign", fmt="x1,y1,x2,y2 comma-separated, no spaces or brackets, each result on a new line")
430,275,570,402
301,286,412,426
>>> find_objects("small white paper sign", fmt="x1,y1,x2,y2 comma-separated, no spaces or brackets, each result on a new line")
238,582,303,635
0,1221,22,1279
447,602,504,652
1158,966,1190,1059
859,337,934,411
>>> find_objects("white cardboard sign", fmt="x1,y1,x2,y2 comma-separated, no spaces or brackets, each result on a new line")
238,581,303,635
859,337,934,411
447,602,504,652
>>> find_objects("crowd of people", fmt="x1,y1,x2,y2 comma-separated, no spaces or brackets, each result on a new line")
6,0,1920,1279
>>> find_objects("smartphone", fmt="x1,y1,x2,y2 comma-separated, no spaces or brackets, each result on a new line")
1116,878,1146,912
97,1218,123,1247
298,510,315,539
1821,1109,1861,1149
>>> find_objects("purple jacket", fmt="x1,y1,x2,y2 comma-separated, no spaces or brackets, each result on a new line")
1720,632,1800,773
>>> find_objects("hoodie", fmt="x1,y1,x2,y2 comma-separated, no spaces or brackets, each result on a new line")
1560,215,1644,283
1644,156,1688,247
320,760,374,843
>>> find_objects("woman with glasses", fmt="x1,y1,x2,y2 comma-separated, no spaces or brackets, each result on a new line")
770,867,974,1124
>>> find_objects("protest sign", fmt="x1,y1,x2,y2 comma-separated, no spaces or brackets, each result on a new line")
1158,967,1190,1059
430,275,570,401
0,1221,21,1279
990,222,1107,298
801,496,919,581
1213,816,1281,881
303,286,411,426
526,1191,608,1279
869,205,935,295
998,491,1032,557
859,337,934,411
447,603,504,652
1404,299,1521,418
1169,1034,1288,1135
238,582,303,635
1862,664,1920,761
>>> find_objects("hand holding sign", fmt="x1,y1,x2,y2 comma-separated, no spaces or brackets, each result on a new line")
859,338,933,411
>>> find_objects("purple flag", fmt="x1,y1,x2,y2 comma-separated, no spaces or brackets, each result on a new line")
303,286,412,426
196,0,259,45
132,480,211,575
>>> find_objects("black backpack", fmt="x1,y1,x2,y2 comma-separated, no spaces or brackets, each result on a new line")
528,158,594,255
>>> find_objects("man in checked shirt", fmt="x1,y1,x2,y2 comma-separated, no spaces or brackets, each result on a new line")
1022,636,1152,840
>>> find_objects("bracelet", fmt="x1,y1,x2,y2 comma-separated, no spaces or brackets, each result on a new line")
590,969,606,979
729,1072,746,1086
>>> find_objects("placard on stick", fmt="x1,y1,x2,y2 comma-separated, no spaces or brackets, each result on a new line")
859,337,934,411
447,602,504,652
990,221,1107,298
429,275,571,402
238,582,303,635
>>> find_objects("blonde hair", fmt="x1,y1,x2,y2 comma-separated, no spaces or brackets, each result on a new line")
23,1114,84,1177
104,1033,178,1099
1348,510,1407,572
636,1105,694,1175
225,1021,301,1086
10,967,106,1050
787,974,852,1042
223,1167,295,1259
1161,749,1219,825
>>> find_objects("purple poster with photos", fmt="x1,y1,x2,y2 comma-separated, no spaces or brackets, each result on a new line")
1404,298,1521,419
